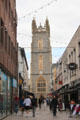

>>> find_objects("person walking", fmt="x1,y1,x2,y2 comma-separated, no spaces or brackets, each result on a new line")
39,97,42,109
51,95,58,116
19,96,25,115
43,99,46,111
14,96,19,114
23,95,31,115
31,95,37,117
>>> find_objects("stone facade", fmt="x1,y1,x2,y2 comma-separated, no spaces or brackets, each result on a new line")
54,26,80,103
30,18,52,97
55,26,80,90
18,47,29,98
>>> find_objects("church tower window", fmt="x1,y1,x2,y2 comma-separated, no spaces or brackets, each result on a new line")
38,39,43,49
39,55,43,71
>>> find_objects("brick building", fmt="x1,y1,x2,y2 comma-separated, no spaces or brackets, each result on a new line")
0,0,18,119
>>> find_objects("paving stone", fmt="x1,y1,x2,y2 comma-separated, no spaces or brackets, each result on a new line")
4,106,80,120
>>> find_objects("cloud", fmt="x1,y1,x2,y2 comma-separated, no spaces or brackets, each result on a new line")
16,0,80,65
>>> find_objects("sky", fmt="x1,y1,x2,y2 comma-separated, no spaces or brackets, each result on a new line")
16,0,80,72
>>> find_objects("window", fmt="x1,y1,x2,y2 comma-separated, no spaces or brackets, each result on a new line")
38,39,43,49
0,19,4,45
78,42,80,69
39,55,43,70
0,76,2,92
11,42,13,59
8,36,10,55
0,18,1,43
5,29,7,51
5,0,7,10
37,77,46,93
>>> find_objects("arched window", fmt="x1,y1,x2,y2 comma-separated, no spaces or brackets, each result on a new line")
38,39,43,49
37,76,46,93
39,55,43,70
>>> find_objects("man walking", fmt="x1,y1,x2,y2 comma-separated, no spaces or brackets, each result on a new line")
23,95,31,114
31,95,37,117
51,95,58,116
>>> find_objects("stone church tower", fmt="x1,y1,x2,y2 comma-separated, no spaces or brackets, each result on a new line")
30,18,52,97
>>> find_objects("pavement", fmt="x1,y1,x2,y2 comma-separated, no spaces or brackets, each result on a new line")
4,106,80,120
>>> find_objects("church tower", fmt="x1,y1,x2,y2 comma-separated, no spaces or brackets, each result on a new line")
30,18,52,97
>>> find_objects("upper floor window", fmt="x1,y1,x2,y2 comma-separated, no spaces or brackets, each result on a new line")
38,39,43,49
39,55,43,71
0,18,4,45
78,42,80,68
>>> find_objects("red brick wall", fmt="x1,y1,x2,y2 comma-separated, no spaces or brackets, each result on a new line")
0,0,18,79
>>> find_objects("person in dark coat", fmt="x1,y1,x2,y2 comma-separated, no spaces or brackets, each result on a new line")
51,95,58,116
19,96,25,114
39,97,42,109
31,95,37,117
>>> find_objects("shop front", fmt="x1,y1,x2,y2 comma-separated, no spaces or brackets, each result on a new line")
0,69,12,119
12,78,18,112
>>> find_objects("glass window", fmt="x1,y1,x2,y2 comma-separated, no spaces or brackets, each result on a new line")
38,39,43,49
39,55,43,70
37,78,46,93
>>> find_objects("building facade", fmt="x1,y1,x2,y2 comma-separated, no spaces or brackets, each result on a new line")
30,18,52,97
0,0,18,119
18,47,29,99
51,64,57,91
55,26,80,105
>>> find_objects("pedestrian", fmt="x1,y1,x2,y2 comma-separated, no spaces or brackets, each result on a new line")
58,98,62,111
43,99,46,111
51,95,58,116
19,96,25,115
38,97,42,109
23,95,31,115
31,95,37,117
14,95,19,114
69,99,75,117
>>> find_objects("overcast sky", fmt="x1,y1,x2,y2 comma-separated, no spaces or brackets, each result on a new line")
16,0,80,70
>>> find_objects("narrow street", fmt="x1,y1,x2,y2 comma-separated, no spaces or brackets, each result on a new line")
4,106,80,120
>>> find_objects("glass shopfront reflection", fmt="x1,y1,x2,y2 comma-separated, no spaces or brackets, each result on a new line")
0,69,12,119
0,70,7,118
7,77,11,114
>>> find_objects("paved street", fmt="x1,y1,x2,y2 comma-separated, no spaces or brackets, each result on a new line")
4,106,80,120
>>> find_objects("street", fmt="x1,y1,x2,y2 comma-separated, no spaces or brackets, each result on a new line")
4,106,80,120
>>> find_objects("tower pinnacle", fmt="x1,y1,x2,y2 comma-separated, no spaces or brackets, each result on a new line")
45,18,50,36
32,18,37,34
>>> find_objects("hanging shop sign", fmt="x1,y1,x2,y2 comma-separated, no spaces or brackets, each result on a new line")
68,63,77,70
59,80,63,85
19,79,23,85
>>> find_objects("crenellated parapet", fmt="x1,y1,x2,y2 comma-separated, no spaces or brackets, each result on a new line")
32,18,50,36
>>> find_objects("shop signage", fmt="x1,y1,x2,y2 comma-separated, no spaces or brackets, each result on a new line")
19,79,23,85
68,63,77,70
59,81,63,85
